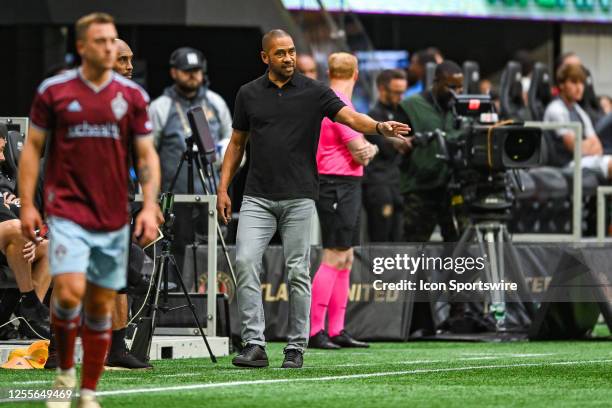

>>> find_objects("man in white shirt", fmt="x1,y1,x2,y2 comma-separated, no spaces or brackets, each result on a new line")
544,63,612,180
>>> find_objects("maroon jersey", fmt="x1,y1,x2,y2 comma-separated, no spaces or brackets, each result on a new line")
30,68,152,231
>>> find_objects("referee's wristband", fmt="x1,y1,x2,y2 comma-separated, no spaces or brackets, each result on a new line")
375,122,384,136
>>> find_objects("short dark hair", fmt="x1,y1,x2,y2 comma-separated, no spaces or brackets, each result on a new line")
262,29,291,52
376,69,406,88
434,60,462,82
75,12,115,41
413,49,436,67
556,63,586,85
426,47,443,60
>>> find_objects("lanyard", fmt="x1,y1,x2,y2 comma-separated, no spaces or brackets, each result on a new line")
174,101,192,137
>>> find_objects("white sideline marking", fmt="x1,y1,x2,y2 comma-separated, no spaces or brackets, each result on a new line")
460,353,557,358
93,359,612,398
0,354,565,385
13,380,51,385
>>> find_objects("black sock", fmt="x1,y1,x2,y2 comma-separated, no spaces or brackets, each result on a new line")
20,290,39,308
110,327,127,353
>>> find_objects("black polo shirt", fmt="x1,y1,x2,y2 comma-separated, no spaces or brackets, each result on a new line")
232,72,346,201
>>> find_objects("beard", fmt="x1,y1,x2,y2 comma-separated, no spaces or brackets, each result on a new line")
270,63,295,80
176,80,200,95
436,91,454,110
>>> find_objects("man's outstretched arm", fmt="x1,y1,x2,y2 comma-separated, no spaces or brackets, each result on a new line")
334,106,411,139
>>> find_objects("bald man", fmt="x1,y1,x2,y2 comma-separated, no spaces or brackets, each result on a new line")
107,38,151,370
219,30,410,369
114,38,134,79
297,54,318,80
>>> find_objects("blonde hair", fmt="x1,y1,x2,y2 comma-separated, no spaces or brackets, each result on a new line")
75,12,115,41
328,52,358,80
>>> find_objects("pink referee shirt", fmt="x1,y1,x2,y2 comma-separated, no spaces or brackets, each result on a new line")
316,90,363,177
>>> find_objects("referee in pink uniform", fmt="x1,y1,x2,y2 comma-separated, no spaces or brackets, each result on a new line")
309,53,410,349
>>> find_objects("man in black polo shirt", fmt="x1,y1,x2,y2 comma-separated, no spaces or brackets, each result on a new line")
218,29,409,369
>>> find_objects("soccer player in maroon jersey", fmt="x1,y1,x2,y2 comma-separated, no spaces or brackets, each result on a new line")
18,12,161,408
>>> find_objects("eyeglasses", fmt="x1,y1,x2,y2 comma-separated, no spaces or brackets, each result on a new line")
384,87,405,96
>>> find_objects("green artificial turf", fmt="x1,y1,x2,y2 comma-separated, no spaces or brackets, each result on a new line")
1,327,611,407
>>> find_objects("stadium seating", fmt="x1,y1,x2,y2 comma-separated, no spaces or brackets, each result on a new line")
499,60,530,121
527,62,552,121
462,61,481,95
580,67,605,126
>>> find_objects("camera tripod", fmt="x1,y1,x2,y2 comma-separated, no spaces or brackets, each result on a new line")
130,137,233,363
130,214,217,362
450,182,535,332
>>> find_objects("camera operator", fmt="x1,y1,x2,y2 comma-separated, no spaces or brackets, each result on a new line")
544,63,612,181
149,47,232,193
399,60,464,242
363,69,410,242
149,47,232,269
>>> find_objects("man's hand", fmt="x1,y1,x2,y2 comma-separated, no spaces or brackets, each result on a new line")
582,137,603,156
3,193,19,208
379,121,411,137
133,204,162,247
217,190,232,225
20,204,43,242
23,241,38,264
388,135,413,154
354,143,378,163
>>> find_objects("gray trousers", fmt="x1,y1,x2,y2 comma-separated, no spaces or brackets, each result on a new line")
235,195,315,352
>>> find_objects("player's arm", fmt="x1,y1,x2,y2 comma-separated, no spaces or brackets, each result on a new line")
346,137,377,166
133,136,162,246
217,129,249,224
334,106,411,139
18,126,47,241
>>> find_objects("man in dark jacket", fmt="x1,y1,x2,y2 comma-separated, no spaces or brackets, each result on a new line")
363,69,410,242
400,61,464,242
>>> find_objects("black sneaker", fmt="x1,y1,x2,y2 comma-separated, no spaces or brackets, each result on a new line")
0,323,19,340
231,344,269,368
281,349,303,369
45,330,57,369
330,330,370,348
45,349,58,370
105,350,153,370
308,330,340,349
15,301,50,339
